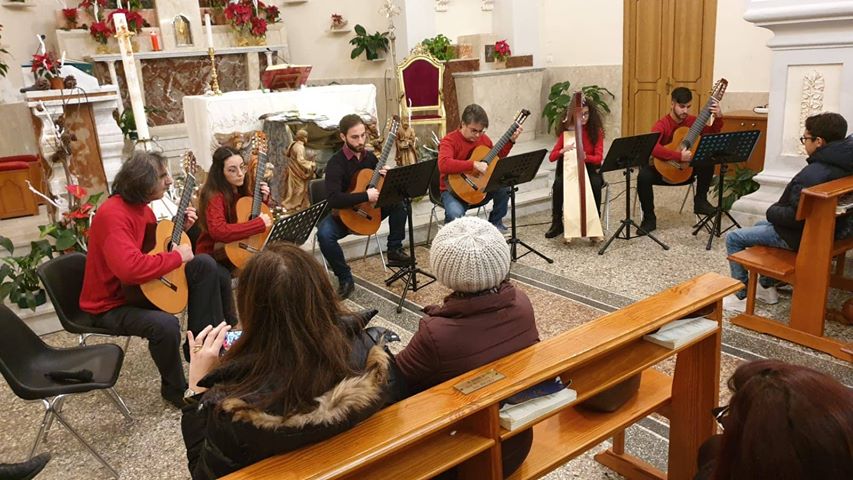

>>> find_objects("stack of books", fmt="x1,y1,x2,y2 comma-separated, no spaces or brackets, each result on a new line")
643,316,718,349
499,378,577,431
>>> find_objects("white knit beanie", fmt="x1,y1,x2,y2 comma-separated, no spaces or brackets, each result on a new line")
429,217,511,293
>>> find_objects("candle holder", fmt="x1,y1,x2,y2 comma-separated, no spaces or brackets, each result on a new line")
208,48,223,95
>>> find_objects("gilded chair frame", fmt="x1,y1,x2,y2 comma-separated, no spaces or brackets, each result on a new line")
396,48,446,138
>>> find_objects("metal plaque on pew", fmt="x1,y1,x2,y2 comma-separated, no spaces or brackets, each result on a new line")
454,369,506,395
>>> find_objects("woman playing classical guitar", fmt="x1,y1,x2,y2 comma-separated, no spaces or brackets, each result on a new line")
196,146,273,261
544,97,605,239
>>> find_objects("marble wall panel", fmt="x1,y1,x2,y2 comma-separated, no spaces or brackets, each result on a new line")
141,54,248,126
443,59,480,132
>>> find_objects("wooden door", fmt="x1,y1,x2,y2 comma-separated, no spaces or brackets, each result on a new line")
622,0,718,136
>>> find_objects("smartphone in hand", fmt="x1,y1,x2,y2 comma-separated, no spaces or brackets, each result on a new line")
221,330,243,355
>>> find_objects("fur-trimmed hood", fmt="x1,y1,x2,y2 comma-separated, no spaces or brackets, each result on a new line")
219,344,391,430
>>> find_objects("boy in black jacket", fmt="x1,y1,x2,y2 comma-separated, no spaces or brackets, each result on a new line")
724,112,852,312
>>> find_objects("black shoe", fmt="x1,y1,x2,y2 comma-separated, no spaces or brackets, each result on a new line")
386,248,411,267
161,384,187,409
694,198,716,216
337,279,355,300
637,217,656,235
0,453,51,480
544,223,563,239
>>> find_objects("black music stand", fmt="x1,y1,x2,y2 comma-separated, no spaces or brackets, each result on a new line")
484,149,552,264
263,200,328,248
690,130,760,250
376,160,437,313
597,132,668,255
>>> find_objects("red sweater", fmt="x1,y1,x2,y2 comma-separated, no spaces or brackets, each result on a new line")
548,127,604,164
80,195,183,314
195,193,267,255
651,114,723,162
437,130,514,191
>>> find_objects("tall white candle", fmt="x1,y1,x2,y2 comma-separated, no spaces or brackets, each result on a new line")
60,51,66,68
36,34,46,54
205,13,214,49
113,13,150,141
117,0,122,9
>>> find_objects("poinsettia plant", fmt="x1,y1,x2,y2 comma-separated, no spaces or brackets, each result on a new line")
494,39,511,62
89,21,111,45
108,8,147,34
39,185,104,253
62,7,79,29
31,52,62,79
78,0,108,21
224,0,279,40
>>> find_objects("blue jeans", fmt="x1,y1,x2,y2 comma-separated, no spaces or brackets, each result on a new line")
317,203,407,282
441,188,510,227
725,220,792,299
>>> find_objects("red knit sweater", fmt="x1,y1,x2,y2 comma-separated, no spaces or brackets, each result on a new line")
651,114,723,162
437,130,514,191
80,195,183,314
548,127,604,164
195,193,267,255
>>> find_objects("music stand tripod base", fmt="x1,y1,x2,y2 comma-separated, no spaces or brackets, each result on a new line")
596,132,669,255
375,160,438,313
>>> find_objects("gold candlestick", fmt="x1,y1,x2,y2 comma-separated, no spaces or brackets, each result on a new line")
208,48,222,95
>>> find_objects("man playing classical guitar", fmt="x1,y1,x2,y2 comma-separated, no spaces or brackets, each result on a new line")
318,114,410,300
438,104,523,230
80,151,229,409
637,87,723,233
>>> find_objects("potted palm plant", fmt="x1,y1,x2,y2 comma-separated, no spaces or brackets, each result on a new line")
0,236,53,310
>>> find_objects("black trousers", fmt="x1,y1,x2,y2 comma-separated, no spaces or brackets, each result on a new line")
636,163,713,218
550,159,604,224
92,254,225,394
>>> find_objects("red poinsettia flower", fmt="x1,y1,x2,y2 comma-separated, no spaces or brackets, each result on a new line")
62,8,78,21
89,21,111,44
265,5,280,23
66,184,88,199
31,52,61,77
250,17,267,37
108,9,146,34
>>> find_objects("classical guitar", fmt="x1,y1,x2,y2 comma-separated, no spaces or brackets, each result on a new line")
562,92,603,240
447,109,530,205
338,115,400,236
139,152,197,314
225,131,273,269
653,78,728,184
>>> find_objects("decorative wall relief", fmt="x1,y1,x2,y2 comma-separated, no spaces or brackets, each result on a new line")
174,14,193,47
435,0,449,12
798,70,824,155
481,0,494,11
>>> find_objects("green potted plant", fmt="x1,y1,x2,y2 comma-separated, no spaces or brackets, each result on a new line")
542,81,615,133
349,24,389,61
420,34,455,61
712,165,760,211
0,236,53,310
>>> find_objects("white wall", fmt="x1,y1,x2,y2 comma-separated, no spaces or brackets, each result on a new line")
0,0,61,97
435,0,493,43
713,0,773,92
540,0,623,66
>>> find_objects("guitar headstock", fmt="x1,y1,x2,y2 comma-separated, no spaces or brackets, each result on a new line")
251,131,269,157
711,78,728,101
181,151,198,177
388,114,400,138
516,109,531,126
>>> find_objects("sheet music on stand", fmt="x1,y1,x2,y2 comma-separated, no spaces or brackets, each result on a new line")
263,200,327,248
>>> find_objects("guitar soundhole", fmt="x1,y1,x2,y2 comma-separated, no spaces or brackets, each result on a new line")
159,277,177,292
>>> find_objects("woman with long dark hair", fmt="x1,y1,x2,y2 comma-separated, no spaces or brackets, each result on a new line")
544,97,606,239
180,243,393,479
697,359,853,480
195,146,272,260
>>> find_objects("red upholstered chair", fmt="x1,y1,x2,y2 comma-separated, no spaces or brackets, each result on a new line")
397,50,446,137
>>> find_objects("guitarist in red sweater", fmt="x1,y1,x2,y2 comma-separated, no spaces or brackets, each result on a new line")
636,87,723,233
80,151,228,408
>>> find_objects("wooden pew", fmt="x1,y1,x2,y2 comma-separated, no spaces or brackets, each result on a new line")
223,273,740,480
728,176,853,362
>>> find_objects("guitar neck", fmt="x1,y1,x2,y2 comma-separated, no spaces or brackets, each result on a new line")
369,125,398,188
170,174,195,246
251,153,266,216
483,125,519,165
683,99,717,148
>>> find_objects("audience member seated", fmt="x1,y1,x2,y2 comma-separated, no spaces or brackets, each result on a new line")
395,217,540,478
180,243,394,480
723,112,853,312
695,359,853,480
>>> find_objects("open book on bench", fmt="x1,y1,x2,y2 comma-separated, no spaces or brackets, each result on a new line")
499,378,577,431
643,316,718,349
261,64,312,90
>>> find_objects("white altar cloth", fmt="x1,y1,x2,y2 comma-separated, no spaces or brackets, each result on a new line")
183,85,377,170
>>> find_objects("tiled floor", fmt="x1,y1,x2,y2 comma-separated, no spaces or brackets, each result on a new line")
0,180,850,479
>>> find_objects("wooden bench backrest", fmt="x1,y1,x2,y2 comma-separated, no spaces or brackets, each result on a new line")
224,273,741,480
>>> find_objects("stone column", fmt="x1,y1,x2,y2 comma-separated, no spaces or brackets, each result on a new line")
733,1,853,226
492,0,540,66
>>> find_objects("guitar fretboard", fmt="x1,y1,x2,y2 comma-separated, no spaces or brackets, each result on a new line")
368,120,400,188
170,173,196,246
250,151,266,218
483,112,530,165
